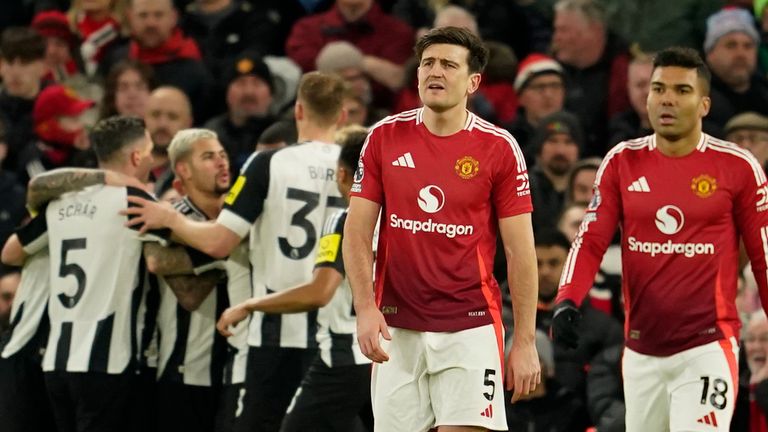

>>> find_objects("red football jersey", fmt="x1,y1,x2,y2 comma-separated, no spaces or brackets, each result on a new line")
557,134,768,356
351,108,532,332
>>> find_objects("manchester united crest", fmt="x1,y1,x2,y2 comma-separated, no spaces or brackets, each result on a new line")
454,156,479,179
691,174,717,198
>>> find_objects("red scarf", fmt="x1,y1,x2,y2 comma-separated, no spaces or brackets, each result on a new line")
77,14,120,63
129,29,201,64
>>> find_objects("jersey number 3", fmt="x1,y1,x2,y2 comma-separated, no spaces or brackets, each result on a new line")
58,238,87,308
279,188,345,260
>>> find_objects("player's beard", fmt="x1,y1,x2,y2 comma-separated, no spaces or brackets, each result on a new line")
538,285,558,303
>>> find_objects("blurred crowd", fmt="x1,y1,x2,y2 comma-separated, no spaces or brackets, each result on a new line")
0,0,768,431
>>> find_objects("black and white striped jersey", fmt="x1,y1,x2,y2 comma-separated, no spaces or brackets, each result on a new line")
217,142,344,349
156,197,229,387
222,242,250,385
0,250,49,360
19,185,169,374
314,210,370,367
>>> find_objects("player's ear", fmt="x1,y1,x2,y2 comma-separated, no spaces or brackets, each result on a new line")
175,161,190,181
699,95,711,118
294,101,304,121
467,72,481,95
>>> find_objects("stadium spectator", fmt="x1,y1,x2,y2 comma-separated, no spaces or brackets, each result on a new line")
565,156,600,205
600,0,723,52
0,27,46,177
254,119,297,153
144,86,193,195
18,85,95,184
0,119,26,250
504,330,584,431
529,111,583,231
117,0,210,123
69,0,125,77
204,51,276,171
553,46,768,431
557,201,587,243
99,59,154,119
344,26,539,430
181,0,279,77
534,229,622,430
724,111,768,170
757,0,768,75
586,343,625,432
608,49,654,147
286,0,415,107
315,41,388,126
552,0,630,156
508,53,565,160
704,7,768,133
733,311,768,431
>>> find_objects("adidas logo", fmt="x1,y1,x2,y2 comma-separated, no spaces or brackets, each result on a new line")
480,404,493,418
627,176,650,192
696,411,718,427
392,152,415,168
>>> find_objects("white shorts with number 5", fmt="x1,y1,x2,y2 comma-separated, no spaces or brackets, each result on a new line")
623,337,739,431
371,324,507,431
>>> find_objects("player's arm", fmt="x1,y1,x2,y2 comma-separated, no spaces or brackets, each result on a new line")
1,210,49,266
164,271,225,312
1,234,26,266
27,168,145,211
123,151,272,258
552,157,621,349
217,267,342,337
217,212,348,336
143,243,195,276
125,202,241,258
734,159,768,312
499,213,541,402
344,197,390,363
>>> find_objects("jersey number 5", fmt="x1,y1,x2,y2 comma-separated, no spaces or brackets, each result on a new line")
279,188,345,260
59,238,87,308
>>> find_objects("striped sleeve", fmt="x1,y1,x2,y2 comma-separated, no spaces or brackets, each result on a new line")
314,210,346,275
556,144,624,306
730,145,768,314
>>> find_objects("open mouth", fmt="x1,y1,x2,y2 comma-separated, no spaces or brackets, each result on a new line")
659,113,676,125
427,82,445,91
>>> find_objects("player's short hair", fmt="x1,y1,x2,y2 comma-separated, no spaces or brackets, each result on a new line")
91,116,147,164
534,228,572,251
168,128,219,170
257,120,297,146
336,125,368,172
414,26,489,74
297,71,346,128
652,47,711,96
0,27,45,62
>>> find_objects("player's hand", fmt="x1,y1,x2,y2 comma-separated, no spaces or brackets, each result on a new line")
551,300,582,349
216,304,251,337
121,196,177,233
355,303,391,363
506,338,541,403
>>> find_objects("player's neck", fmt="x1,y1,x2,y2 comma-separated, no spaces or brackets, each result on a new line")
297,124,337,145
99,162,134,180
185,189,224,220
655,129,702,157
422,105,468,137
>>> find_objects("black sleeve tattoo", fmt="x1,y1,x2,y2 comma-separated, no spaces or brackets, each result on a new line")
165,271,224,312
27,168,106,211
143,243,195,276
